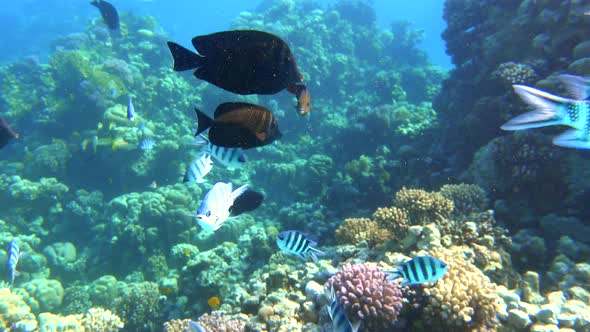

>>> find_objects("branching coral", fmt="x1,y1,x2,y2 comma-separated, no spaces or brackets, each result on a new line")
418,246,506,331
394,187,454,227
372,206,409,237
492,61,538,86
197,312,247,332
326,263,403,331
439,183,488,216
335,218,391,247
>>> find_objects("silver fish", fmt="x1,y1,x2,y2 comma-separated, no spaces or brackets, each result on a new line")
276,230,325,263
183,153,213,184
194,135,246,169
127,95,135,121
193,182,249,231
7,239,21,285
188,321,205,332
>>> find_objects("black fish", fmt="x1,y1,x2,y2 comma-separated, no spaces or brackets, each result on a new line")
0,117,18,149
194,102,282,149
167,30,306,95
231,189,264,216
90,0,120,30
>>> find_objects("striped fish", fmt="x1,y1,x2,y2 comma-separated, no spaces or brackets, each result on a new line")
195,182,249,231
7,239,21,285
275,230,325,263
127,95,135,121
188,320,206,332
194,135,246,169
183,153,213,183
326,284,360,332
384,256,448,286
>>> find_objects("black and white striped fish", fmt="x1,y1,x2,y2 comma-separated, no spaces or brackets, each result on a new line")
275,230,325,263
194,135,247,169
326,284,360,332
384,256,448,286
7,239,21,285
183,153,213,183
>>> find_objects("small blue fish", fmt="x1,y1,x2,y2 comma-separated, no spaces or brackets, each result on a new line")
183,153,213,183
276,230,325,263
188,320,205,332
326,284,360,332
194,182,249,231
194,135,247,169
384,256,448,286
110,87,117,98
7,239,22,285
127,95,135,121
501,75,590,149
140,138,156,151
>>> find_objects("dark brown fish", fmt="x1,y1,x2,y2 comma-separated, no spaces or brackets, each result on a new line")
167,30,311,115
195,102,281,149
0,116,19,149
90,0,120,30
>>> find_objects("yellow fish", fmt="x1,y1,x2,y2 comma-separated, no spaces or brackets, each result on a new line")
207,296,221,308
112,138,129,150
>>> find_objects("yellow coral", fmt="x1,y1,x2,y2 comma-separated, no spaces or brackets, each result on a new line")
335,218,392,247
373,206,410,236
163,318,191,332
439,183,487,216
419,246,506,331
394,187,454,230
0,287,37,331
81,307,124,331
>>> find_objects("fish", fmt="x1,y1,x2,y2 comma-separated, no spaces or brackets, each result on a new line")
287,84,311,116
192,182,262,232
231,189,264,216
111,138,131,150
139,138,156,151
194,135,247,169
7,239,22,285
275,230,325,263
188,321,206,332
167,30,310,113
326,284,360,332
207,296,221,308
0,116,19,149
183,153,213,183
194,102,282,149
384,256,449,286
501,77,590,149
90,0,120,30
148,181,158,189
127,95,135,121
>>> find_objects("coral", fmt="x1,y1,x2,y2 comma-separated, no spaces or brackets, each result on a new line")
80,307,125,332
0,287,37,331
326,263,403,331
418,246,506,331
163,318,190,332
114,281,162,331
197,312,247,332
43,242,77,270
492,61,538,86
335,218,391,247
19,278,64,313
89,275,119,307
439,183,487,216
372,206,409,236
37,312,84,331
394,187,454,227
23,141,72,179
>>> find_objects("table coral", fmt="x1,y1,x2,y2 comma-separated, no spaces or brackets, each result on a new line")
335,218,391,247
326,263,403,331
418,246,506,331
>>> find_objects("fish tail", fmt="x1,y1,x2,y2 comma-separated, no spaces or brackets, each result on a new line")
384,269,402,282
195,109,213,137
557,74,590,100
501,85,569,131
231,184,249,202
552,129,590,149
167,41,203,71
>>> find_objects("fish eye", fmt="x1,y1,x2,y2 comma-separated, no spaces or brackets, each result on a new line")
238,156,246,163
206,211,211,217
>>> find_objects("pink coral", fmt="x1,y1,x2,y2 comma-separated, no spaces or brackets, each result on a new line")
325,263,403,330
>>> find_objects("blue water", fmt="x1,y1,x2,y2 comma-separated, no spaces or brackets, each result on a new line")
0,0,450,67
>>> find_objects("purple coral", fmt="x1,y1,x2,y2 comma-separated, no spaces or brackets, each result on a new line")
325,263,404,330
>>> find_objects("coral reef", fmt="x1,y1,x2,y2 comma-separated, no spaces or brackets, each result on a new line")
335,218,391,247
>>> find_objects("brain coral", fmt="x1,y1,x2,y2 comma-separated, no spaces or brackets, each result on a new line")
335,218,392,247
418,246,505,331
326,263,403,331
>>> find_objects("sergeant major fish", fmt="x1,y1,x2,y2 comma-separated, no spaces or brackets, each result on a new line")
194,135,247,169
193,182,250,231
501,75,590,149
127,95,135,121
276,230,325,263
7,239,22,285
384,256,448,286
183,153,213,183
326,284,360,332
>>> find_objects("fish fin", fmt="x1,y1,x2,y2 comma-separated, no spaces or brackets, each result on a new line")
350,319,361,332
231,184,250,202
194,109,213,137
309,246,326,257
231,189,264,216
196,178,207,184
188,321,206,332
553,129,590,149
308,251,320,263
166,41,203,71
255,131,267,141
213,102,253,118
501,85,568,130
384,269,402,282
558,74,590,100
